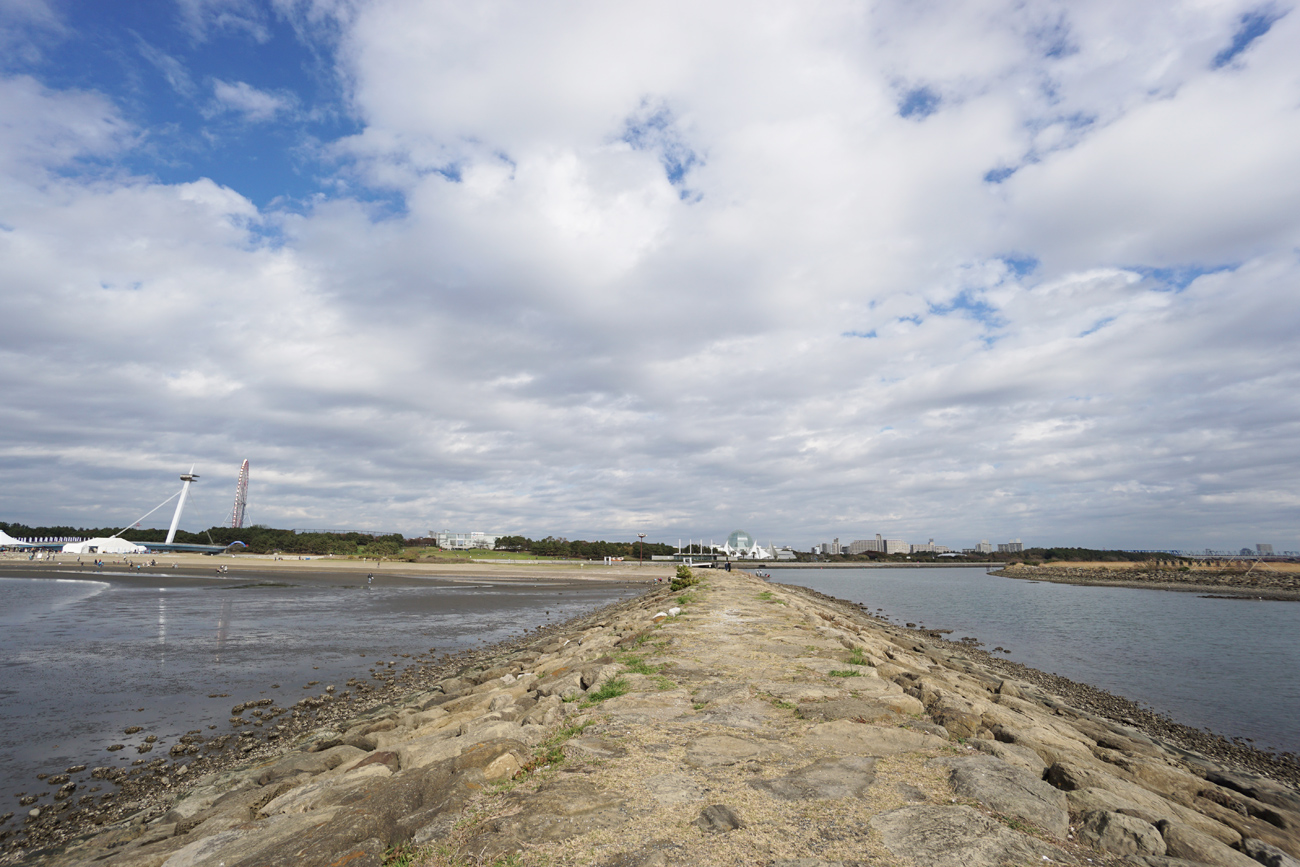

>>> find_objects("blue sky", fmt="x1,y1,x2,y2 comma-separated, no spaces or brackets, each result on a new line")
1,0,1298,552
9,0,355,207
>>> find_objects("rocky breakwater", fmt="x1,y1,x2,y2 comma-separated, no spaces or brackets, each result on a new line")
997,564,1300,600
23,571,1300,867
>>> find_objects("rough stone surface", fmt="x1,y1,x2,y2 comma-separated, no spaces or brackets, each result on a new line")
870,805,1074,867
1078,809,1167,856
694,804,744,833
968,736,1049,775
934,753,1070,838
1241,837,1300,867
803,719,949,755
1159,820,1262,867
749,756,877,801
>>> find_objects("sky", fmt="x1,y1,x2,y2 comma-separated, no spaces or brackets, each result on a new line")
1,0,1298,552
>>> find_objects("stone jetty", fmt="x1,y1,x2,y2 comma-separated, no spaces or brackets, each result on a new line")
997,564,1300,600
24,570,1300,867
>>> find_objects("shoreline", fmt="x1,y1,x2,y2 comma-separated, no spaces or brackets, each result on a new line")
777,582,1300,781
993,564,1300,601
0,588,648,859
8,568,1299,866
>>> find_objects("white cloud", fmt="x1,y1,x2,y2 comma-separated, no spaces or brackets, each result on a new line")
208,79,294,122
176,0,270,42
0,1,1298,551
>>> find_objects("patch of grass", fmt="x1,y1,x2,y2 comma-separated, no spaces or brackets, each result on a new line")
382,842,423,867
845,647,871,666
581,676,630,706
615,652,660,675
516,720,595,777
692,701,707,710
757,590,775,600
676,592,697,605
653,675,677,691
828,669,863,678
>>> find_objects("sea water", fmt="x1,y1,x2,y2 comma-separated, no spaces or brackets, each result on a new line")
0,572,643,812
777,567,1300,756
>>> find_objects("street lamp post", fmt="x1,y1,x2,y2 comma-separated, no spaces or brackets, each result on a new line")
638,533,646,566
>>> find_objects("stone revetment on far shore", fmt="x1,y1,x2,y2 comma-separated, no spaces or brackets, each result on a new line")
10,569,1300,867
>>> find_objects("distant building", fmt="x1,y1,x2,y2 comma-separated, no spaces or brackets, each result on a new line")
848,535,884,555
774,546,798,560
975,540,993,554
884,539,908,555
997,540,1024,553
716,529,772,560
1257,544,1274,555
436,531,498,550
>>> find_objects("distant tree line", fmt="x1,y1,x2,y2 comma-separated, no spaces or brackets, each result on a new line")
491,536,676,560
1,520,1182,562
0,521,405,557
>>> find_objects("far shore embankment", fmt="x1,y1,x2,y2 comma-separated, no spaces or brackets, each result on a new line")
994,561,1300,601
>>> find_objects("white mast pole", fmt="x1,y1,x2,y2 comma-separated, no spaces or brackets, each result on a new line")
165,466,199,544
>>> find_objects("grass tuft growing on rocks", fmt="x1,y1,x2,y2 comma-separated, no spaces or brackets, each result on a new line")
581,676,630,706
614,653,660,675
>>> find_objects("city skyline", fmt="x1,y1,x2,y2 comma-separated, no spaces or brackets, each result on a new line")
2,2,1299,550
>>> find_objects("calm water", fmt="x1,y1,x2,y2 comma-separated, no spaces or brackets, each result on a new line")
0,571,643,818
777,567,1300,755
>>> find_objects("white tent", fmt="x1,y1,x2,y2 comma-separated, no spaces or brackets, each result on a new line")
0,529,31,548
62,537,148,555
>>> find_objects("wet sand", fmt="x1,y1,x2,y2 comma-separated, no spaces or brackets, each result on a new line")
0,552,676,589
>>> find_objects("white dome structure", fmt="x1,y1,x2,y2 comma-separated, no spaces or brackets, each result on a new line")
716,529,772,560
62,537,148,555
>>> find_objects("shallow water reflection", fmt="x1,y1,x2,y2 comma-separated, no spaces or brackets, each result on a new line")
0,573,643,811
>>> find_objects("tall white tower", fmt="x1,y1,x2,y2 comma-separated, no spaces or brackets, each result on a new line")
165,467,199,544
231,460,249,529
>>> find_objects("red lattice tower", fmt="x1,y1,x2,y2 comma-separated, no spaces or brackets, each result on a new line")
231,460,249,529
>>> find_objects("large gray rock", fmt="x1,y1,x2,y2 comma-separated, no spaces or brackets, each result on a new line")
933,754,1069,839
465,776,631,861
1077,810,1166,857
1159,821,1261,867
869,805,1074,867
1209,772,1300,815
254,744,366,786
968,738,1049,775
1241,838,1300,867
749,756,877,801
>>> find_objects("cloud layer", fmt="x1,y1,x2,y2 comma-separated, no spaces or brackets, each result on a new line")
1,0,1298,551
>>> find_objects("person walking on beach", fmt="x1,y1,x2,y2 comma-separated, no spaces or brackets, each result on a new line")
367,572,374,588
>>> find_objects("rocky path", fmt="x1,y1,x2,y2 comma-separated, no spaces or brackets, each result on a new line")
25,571,1300,867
